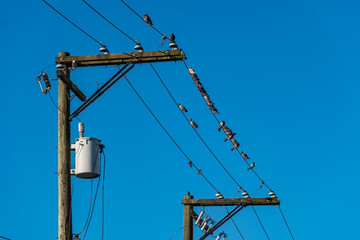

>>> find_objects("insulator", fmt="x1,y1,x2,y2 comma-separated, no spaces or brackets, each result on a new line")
242,191,250,198
169,42,178,50
215,192,224,199
195,211,205,226
72,60,77,70
42,73,51,89
201,217,210,231
78,122,84,138
207,219,215,230
134,43,144,52
269,190,277,198
215,232,224,240
99,45,109,54
56,63,65,69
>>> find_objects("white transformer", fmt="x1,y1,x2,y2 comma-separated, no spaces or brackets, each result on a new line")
72,137,102,179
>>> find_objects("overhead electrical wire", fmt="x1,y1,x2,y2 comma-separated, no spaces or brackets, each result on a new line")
42,0,104,47
180,59,275,239
150,62,247,239
278,206,295,240
251,206,271,240
42,1,294,238
119,0,168,38
101,150,106,240
150,63,244,189
181,59,273,191
81,0,138,43
124,75,219,193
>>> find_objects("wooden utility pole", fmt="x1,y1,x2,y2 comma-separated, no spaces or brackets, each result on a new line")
182,195,280,240
183,193,194,240
55,49,184,239
58,52,72,240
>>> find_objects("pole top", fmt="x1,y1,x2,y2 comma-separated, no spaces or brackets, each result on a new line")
184,192,194,200
58,52,70,57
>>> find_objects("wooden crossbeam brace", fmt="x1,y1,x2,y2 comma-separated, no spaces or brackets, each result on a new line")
57,70,86,101
182,197,280,206
55,49,185,67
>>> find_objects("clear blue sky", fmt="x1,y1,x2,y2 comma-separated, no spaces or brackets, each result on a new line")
1,0,359,239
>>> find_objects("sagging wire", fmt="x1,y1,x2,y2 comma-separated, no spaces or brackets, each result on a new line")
181,60,275,239
119,0,168,39
123,75,220,193
81,0,138,44
42,0,108,51
251,206,271,240
278,206,295,240
150,62,247,239
101,150,106,240
182,59,275,192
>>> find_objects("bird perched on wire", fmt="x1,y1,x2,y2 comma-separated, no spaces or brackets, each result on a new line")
143,13,152,26
247,162,255,170
169,33,175,43
189,118,198,128
241,151,250,160
231,141,239,151
224,132,236,141
178,103,188,112
217,121,225,131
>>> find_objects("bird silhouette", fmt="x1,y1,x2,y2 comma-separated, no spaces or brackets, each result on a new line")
231,141,239,151
189,118,198,128
143,14,153,26
241,151,249,160
247,162,255,170
217,121,225,131
169,33,175,43
224,132,236,141
178,103,188,112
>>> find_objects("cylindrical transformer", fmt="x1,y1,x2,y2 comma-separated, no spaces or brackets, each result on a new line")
73,137,101,179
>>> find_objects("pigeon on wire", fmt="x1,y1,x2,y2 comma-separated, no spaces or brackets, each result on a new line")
169,33,175,43
247,162,255,170
197,169,202,175
189,118,198,128
224,132,236,141
188,161,193,167
231,141,239,151
143,14,152,26
178,103,188,112
218,121,225,131
241,151,250,160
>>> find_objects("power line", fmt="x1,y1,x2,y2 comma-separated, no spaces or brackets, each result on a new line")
42,0,104,46
119,0,168,38
252,206,271,240
150,62,247,239
181,59,275,239
124,75,219,193
102,150,106,240
182,59,273,191
150,63,244,189
81,0,137,43
0,236,11,240
278,206,295,240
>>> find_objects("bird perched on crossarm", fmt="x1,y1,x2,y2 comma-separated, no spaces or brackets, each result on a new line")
143,13,152,26
169,33,175,43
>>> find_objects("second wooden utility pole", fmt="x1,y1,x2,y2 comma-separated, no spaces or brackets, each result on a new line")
183,193,194,240
58,52,72,240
